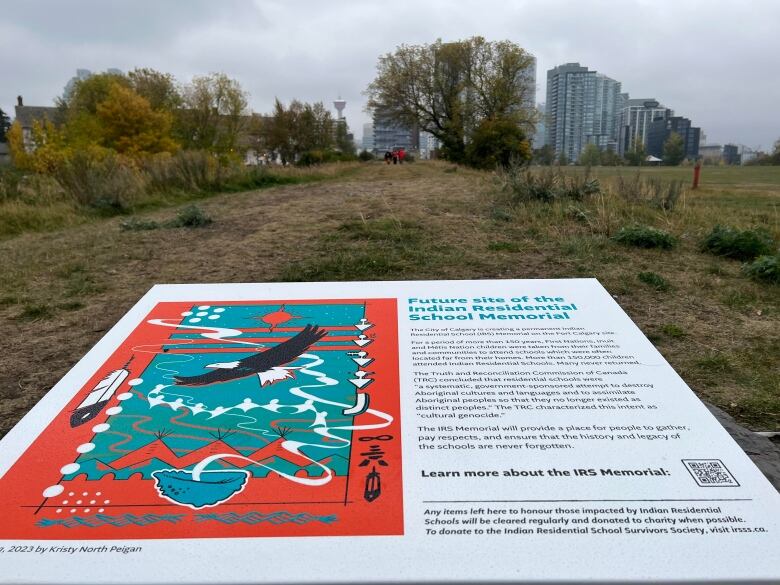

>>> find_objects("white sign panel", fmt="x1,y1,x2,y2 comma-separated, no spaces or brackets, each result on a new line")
0,279,778,584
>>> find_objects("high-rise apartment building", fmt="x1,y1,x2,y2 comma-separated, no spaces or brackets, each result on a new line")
372,109,418,153
520,55,537,113
533,103,546,148
545,63,621,162
616,99,672,156
418,131,440,159
646,114,700,160
362,123,374,152
722,144,740,165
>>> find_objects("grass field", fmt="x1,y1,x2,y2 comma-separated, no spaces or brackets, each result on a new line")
0,161,778,436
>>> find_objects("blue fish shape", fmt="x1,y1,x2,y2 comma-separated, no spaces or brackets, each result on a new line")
152,469,250,509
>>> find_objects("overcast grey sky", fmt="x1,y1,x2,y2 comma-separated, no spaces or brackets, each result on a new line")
1,0,777,149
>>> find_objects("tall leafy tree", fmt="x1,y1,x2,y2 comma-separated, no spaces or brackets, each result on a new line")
96,83,178,156
299,101,335,151
578,143,602,166
60,72,131,115
128,68,182,112
265,99,299,164
334,122,355,155
625,138,646,166
532,144,555,166
662,132,685,166
0,108,11,142
59,72,131,147
264,99,337,163
600,149,624,167
179,73,248,152
366,36,536,164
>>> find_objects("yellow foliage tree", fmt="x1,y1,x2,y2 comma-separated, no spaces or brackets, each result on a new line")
28,120,72,173
7,119,74,173
6,121,33,170
95,83,179,157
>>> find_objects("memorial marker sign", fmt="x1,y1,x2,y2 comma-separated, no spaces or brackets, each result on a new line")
0,279,778,584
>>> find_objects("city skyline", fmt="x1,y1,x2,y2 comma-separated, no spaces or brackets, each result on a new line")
1,0,778,150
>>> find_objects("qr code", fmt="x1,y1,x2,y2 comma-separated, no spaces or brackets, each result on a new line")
682,459,739,487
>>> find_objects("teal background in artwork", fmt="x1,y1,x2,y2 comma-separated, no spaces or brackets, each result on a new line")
72,303,368,481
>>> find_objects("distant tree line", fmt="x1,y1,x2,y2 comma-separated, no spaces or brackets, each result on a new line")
746,139,780,165
531,132,702,167
263,99,355,165
6,68,356,173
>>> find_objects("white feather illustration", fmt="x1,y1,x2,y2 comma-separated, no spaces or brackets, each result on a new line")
257,367,294,386
78,369,130,408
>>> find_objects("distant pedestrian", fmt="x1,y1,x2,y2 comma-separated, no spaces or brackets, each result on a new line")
384,151,392,165
397,148,406,164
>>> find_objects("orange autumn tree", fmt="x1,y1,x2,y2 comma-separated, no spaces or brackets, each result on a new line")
95,83,179,157
10,75,180,172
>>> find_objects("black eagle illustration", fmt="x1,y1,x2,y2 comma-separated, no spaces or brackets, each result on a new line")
174,324,327,387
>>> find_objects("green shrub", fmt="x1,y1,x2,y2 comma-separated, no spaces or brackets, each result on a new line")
334,219,422,245
567,205,591,224
696,354,733,373
488,241,521,252
638,271,671,291
661,323,686,338
743,254,780,284
358,150,375,162
465,118,531,169
297,150,358,166
120,217,160,231
121,206,216,230
167,205,212,228
612,225,676,249
496,165,600,204
560,176,601,201
17,303,54,321
490,207,512,222
220,166,301,192
700,225,775,261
